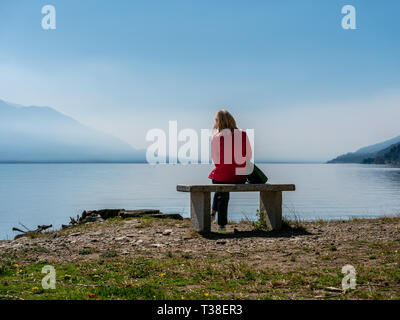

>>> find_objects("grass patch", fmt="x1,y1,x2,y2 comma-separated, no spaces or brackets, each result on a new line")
181,252,191,259
1,252,399,300
281,214,307,232
100,251,118,258
251,210,270,231
134,217,155,229
79,249,94,255
95,284,166,300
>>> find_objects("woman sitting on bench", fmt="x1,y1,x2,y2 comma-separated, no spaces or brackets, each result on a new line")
209,110,252,231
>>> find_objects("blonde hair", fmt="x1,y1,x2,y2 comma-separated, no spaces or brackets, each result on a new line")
213,109,237,132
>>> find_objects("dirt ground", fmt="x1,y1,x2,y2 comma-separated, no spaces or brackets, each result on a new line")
1,216,399,273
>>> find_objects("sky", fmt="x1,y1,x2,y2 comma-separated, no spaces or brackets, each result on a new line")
0,0,400,162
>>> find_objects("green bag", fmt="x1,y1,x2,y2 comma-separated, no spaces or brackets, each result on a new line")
246,163,268,184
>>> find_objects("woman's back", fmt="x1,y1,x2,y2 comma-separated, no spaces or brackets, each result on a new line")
209,128,252,183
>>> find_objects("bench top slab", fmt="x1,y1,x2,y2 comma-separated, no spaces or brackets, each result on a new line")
177,184,295,193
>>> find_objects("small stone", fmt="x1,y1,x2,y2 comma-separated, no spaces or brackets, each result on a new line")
162,229,172,236
216,240,227,245
70,233,80,237
92,232,104,236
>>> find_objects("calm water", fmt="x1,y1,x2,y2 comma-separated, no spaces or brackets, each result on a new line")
1,163,400,240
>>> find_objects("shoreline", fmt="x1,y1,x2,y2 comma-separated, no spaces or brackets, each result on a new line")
0,215,399,300
2,212,399,242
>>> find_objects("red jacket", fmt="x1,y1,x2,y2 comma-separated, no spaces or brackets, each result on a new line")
208,129,252,183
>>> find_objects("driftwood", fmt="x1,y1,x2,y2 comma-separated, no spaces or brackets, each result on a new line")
13,224,52,240
69,209,183,226
146,213,183,220
119,209,160,218
13,209,184,236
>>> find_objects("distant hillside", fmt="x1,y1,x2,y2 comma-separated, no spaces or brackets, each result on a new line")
0,99,146,163
327,151,376,164
365,142,400,165
328,135,400,164
356,136,400,154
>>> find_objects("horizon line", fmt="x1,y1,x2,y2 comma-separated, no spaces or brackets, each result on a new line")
0,161,327,165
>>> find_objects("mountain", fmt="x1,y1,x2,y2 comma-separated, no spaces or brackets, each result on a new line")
328,135,400,164
327,151,376,164
0,99,146,163
356,136,400,154
365,142,400,165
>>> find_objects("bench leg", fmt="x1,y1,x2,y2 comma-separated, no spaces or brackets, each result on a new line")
190,192,211,233
260,191,282,230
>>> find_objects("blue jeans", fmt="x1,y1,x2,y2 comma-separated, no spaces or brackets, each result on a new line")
211,180,230,227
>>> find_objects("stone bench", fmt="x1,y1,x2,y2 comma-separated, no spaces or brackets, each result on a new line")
177,184,296,233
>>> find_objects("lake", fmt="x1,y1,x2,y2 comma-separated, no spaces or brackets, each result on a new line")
1,163,400,240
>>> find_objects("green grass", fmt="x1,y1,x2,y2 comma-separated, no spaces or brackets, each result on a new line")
243,209,307,233
1,248,399,300
79,249,94,255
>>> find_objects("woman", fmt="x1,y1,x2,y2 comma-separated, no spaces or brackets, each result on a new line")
209,110,252,231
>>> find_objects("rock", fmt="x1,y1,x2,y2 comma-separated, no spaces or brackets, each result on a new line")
70,233,81,237
115,236,127,241
216,240,227,245
162,229,172,236
83,214,104,223
91,232,104,236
